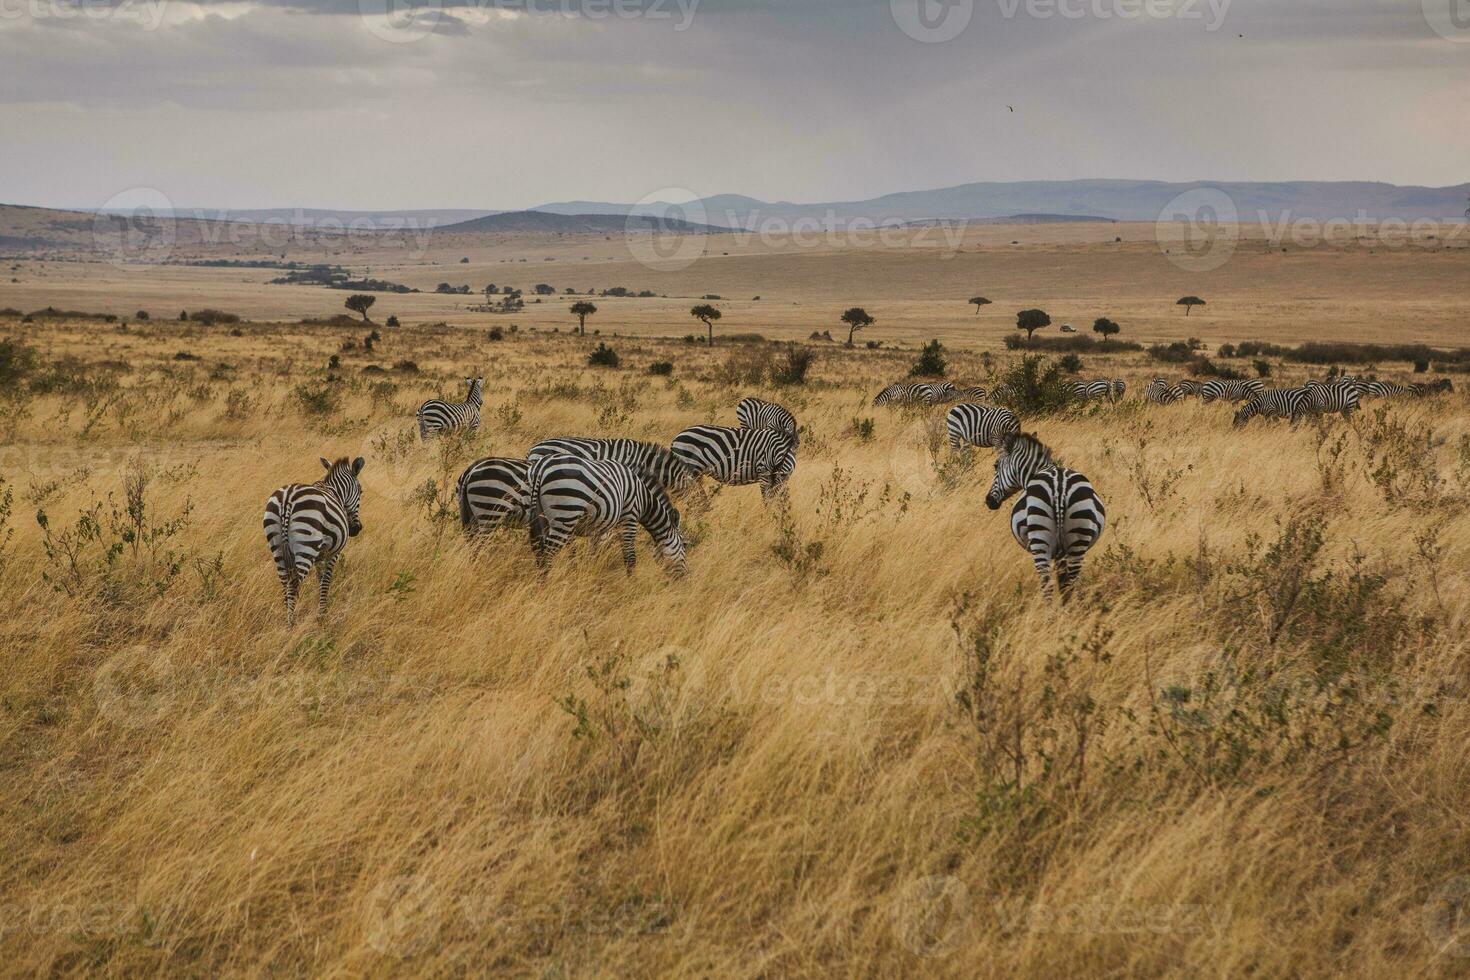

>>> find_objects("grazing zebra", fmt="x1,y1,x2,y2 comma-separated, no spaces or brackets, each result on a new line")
1359,378,1451,398
946,404,1021,450
1175,379,1205,399
456,457,532,533
1145,378,1183,405
985,433,1105,599
957,385,988,401
527,437,697,493
1112,379,1127,401
263,456,365,625
1066,380,1117,403
736,396,799,445
990,384,1014,404
671,424,796,500
1200,378,1265,403
1304,379,1361,418
416,377,483,440
527,454,687,575
926,381,960,403
1232,387,1315,427
873,382,950,407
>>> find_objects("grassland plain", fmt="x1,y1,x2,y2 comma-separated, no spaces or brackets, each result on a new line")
3,311,1470,977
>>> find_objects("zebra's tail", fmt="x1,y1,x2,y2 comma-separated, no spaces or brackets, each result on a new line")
416,410,431,442
527,477,551,563
456,469,475,531
278,496,300,585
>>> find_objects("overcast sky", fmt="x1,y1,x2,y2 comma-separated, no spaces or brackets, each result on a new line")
1,0,1467,211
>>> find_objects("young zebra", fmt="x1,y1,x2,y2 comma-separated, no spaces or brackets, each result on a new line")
957,385,988,401
1145,378,1184,405
1200,379,1265,403
527,454,687,575
1304,379,1361,419
1232,387,1315,427
671,424,796,500
873,382,930,407
527,437,697,493
456,457,532,534
985,433,1105,599
416,377,483,441
946,403,1020,450
263,456,365,625
736,396,799,446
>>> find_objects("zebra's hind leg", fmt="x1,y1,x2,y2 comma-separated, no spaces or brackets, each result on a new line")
317,554,338,616
1056,553,1086,602
620,520,638,573
282,575,299,626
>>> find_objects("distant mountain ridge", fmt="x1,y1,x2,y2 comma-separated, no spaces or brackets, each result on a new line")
433,211,728,234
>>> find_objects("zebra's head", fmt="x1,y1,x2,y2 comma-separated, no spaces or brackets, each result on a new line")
641,479,688,576
1231,401,1258,428
465,378,484,405
986,433,1053,510
320,456,366,535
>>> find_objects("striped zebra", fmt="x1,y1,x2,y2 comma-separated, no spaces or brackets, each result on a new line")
1304,379,1361,419
263,456,365,625
457,457,532,534
1232,387,1315,427
416,377,483,440
527,437,697,493
926,381,960,404
1066,380,1117,403
1175,379,1205,399
873,382,950,407
671,424,796,500
1200,379,1265,403
990,384,1015,404
985,433,1105,599
527,454,687,575
1145,379,1184,405
946,403,1020,450
736,396,799,445
957,385,988,401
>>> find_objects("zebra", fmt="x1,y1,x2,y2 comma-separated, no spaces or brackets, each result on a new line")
1200,379,1265,403
1112,379,1127,401
926,381,960,403
985,433,1105,599
1066,380,1116,403
946,403,1021,450
1232,387,1315,427
527,437,697,493
416,377,483,441
1145,379,1184,405
263,456,365,625
1411,379,1454,396
736,396,799,446
990,384,1015,404
527,454,687,575
671,424,796,500
1303,379,1361,419
1175,379,1205,399
873,382,949,407
957,385,988,401
456,457,532,534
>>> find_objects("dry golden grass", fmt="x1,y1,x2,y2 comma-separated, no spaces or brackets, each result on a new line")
3,311,1470,977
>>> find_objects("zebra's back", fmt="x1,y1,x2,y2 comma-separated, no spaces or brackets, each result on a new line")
1009,466,1106,594
736,397,799,444
946,404,1020,450
457,457,532,532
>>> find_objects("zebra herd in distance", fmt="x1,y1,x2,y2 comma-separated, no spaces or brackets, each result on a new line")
263,366,1455,623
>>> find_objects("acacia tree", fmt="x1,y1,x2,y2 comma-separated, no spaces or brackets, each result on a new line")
1016,308,1051,345
1093,317,1121,340
691,304,722,345
841,307,874,347
1178,296,1206,316
969,296,992,315
345,294,376,322
570,301,597,335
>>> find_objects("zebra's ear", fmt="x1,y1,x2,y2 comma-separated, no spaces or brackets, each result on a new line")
352,456,365,475
320,456,332,471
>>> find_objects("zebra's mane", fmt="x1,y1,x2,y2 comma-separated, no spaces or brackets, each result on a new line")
1003,432,1059,466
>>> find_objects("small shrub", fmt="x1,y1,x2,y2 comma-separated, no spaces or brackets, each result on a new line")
849,417,875,443
173,351,200,361
1058,353,1084,374
588,343,620,368
865,341,881,350
488,326,504,341
647,361,674,376
385,315,400,328
772,344,813,386
135,310,150,321
393,360,419,373
293,381,339,416
191,309,240,326
1218,343,1237,358
328,354,342,371
994,355,1071,415
1414,359,1429,373
1254,359,1272,378
909,339,947,378
0,340,39,390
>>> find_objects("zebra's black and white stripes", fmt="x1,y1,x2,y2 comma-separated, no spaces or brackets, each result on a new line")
457,457,532,533
1200,379,1265,403
263,456,365,624
417,378,483,440
527,437,697,493
671,425,796,499
985,434,1105,598
873,383,938,407
1232,387,1315,426
527,454,687,575
1066,380,1122,403
1304,379,1361,418
737,397,798,445
957,385,988,401
1145,379,1184,405
946,403,1020,450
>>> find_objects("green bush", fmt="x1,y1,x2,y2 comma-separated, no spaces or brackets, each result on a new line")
773,343,813,386
588,343,620,368
994,355,1071,415
647,361,674,376
909,339,947,378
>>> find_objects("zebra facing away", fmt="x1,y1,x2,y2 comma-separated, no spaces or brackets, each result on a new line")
527,437,697,493
985,434,1105,599
1145,379,1183,405
1200,379,1265,403
457,457,532,534
671,424,796,500
1232,387,1315,427
736,396,799,445
527,454,687,576
417,378,483,441
946,403,1021,450
263,456,365,625
1066,380,1117,403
